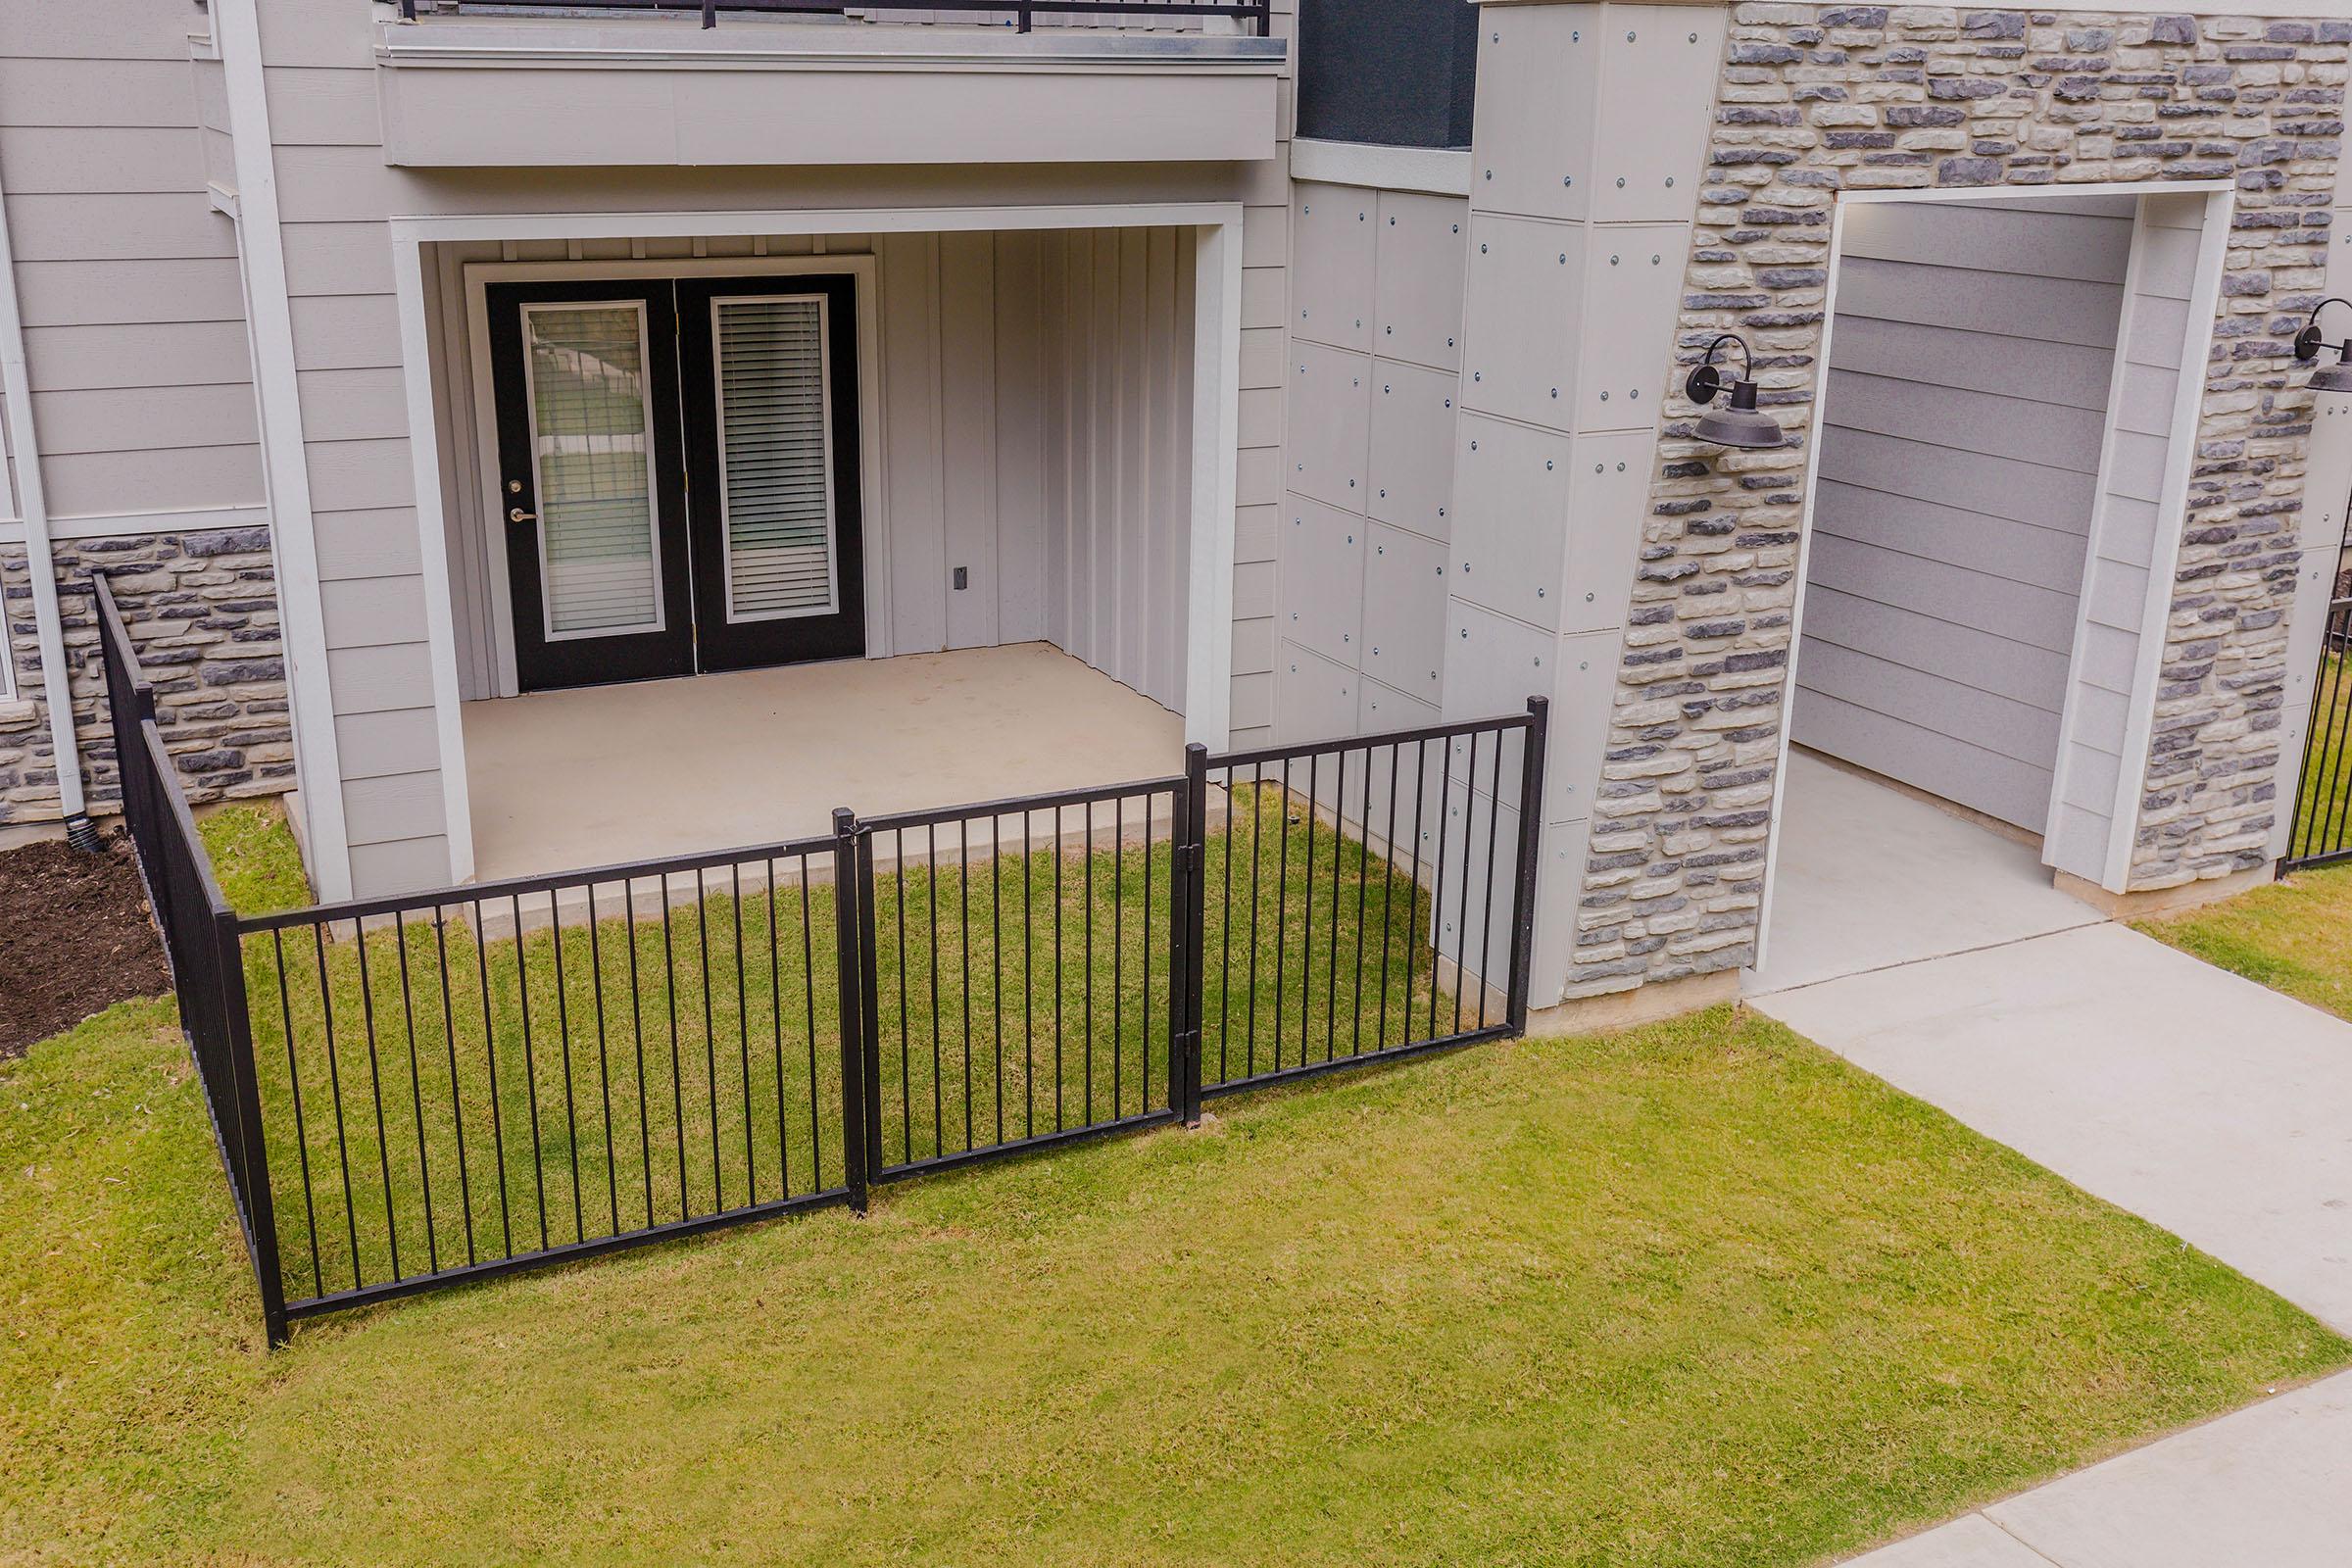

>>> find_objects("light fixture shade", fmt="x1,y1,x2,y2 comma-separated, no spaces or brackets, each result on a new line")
2313,358,2352,394
1693,379,1782,450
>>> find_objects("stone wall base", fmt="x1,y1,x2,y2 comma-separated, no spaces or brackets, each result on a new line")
2054,865,2272,921
1525,968,1742,1039
2,528,292,832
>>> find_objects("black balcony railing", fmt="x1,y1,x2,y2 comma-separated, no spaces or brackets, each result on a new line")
395,0,1274,36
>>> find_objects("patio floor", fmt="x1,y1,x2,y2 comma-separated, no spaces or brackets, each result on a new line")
462,642,1185,884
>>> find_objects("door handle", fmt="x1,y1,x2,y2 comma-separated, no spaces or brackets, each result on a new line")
510,507,536,523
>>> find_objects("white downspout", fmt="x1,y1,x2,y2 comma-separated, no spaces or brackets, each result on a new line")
0,140,96,848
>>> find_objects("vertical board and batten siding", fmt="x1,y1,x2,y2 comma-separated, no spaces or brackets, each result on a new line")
1794,195,2134,835
0,2,264,525
2044,191,2211,882
1037,225,1196,710
244,0,1287,895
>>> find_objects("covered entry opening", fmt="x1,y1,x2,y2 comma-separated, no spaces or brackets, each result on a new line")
412,221,1224,884
1753,184,2229,992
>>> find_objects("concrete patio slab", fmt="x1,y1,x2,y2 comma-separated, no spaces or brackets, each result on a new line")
463,643,1184,883
1745,751,2100,997
1846,1371,2352,1567
1757,919,2352,1336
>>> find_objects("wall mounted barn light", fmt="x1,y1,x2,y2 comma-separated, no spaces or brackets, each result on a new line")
1684,333,1781,450
2293,298,2352,393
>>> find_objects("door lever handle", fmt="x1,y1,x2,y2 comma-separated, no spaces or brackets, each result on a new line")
509,507,536,523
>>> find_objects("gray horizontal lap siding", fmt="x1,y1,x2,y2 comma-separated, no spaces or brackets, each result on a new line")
1794,195,2133,835
0,6,266,530
0,0,288,826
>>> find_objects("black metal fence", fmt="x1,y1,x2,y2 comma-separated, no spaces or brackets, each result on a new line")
97,580,1547,1346
396,0,1275,36
94,577,288,1337
2283,596,2352,870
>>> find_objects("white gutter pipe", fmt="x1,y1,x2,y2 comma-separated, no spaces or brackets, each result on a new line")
0,142,96,848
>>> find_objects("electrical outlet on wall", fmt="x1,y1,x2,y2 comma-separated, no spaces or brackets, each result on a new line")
953,566,968,591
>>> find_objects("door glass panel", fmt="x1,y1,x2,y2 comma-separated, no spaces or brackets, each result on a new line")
713,295,838,621
522,302,663,639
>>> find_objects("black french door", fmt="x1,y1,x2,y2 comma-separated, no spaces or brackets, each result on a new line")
486,275,866,693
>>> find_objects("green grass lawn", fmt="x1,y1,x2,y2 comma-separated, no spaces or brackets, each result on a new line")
2138,861,2352,1022
4,991,2345,1566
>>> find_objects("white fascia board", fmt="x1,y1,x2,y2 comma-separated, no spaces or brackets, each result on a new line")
1291,139,1471,198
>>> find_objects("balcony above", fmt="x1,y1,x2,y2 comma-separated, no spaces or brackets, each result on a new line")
373,8,1286,168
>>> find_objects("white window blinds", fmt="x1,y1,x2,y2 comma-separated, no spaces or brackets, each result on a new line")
523,304,663,638
713,296,838,621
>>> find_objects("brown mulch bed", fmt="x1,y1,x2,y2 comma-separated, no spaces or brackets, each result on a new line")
0,830,168,1058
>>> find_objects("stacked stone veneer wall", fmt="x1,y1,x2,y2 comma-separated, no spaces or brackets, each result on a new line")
1571,5,2346,999
0,529,292,832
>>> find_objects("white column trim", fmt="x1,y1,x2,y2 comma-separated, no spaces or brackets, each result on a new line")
2103,186,2236,892
0,151,79,796
391,239,477,884
1186,217,1243,749
217,0,354,902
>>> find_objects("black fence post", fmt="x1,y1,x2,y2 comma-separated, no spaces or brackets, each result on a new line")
853,826,884,1180
214,906,289,1347
830,808,869,1214
1504,696,1550,1036
1178,744,1209,1124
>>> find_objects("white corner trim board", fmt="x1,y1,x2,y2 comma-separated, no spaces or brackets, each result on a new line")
218,0,355,903
0,144,82,804
2102,185,2235,892
1188,219,1244,750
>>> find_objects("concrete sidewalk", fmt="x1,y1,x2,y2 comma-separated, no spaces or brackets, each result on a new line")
1748,753,2352,1564
1759,919,2352,1338
1845,1370,2352,1567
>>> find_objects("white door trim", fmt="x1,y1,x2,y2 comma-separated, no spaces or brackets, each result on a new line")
391,201,1244,884
462,254,886,693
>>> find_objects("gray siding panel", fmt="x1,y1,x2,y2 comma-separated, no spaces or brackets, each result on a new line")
1796,193,2132,834
0,10,263,522
22,320,255,391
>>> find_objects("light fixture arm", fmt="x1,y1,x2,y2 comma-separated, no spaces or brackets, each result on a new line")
2294,298,2352,364
1684,332,1755,407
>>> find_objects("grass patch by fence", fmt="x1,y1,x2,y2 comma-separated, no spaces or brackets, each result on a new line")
238,784,1448,1303
2138,860,2352,1022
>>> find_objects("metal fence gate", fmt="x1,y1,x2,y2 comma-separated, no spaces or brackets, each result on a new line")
97,574,1549,1346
